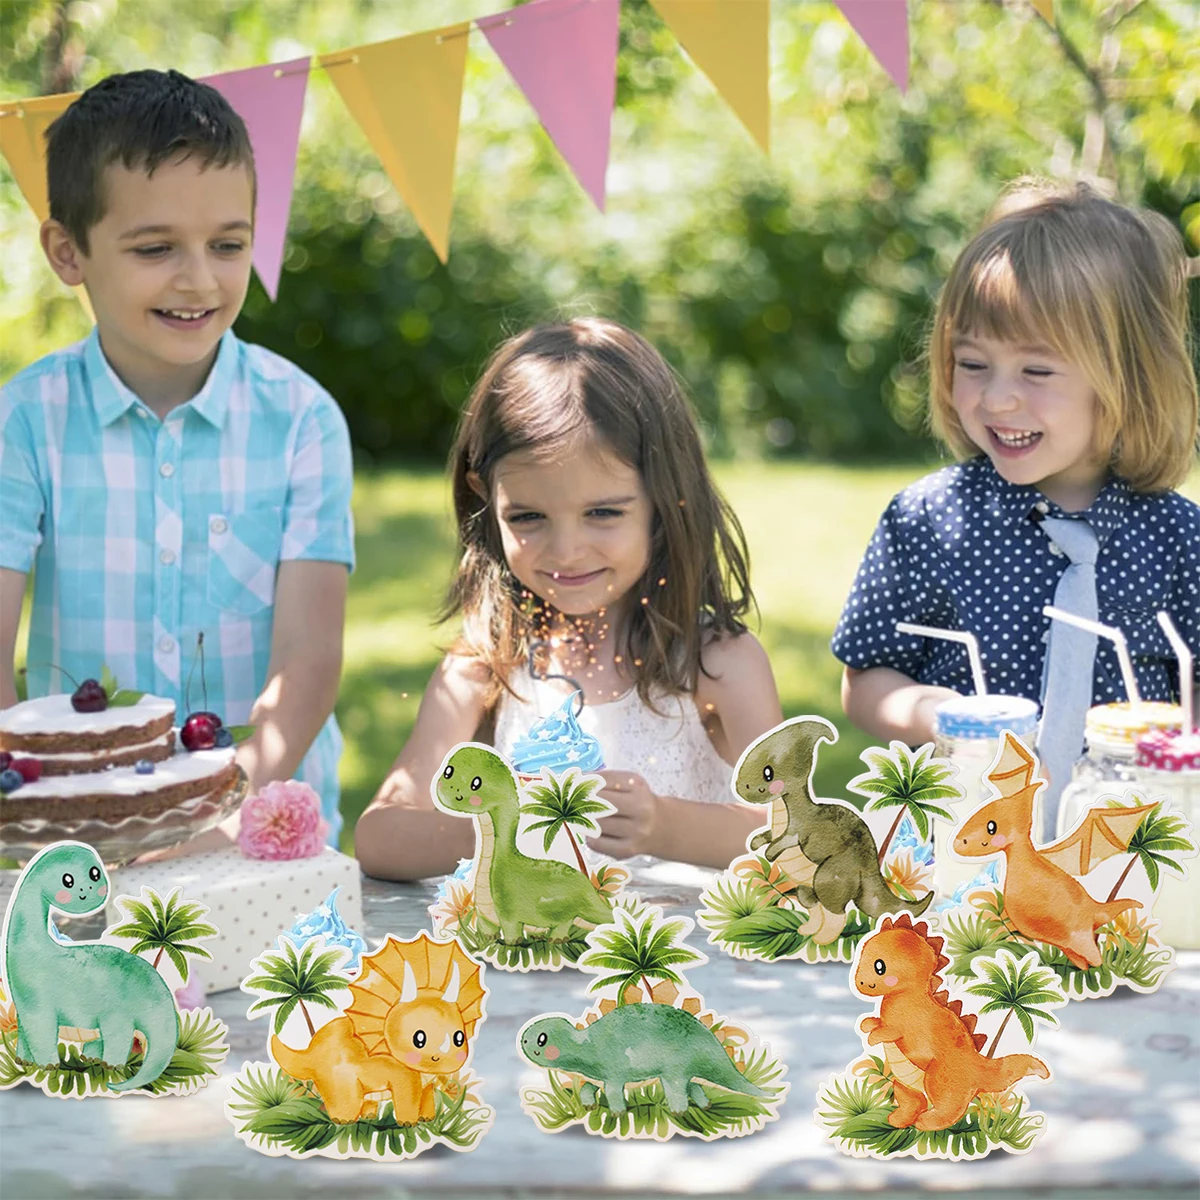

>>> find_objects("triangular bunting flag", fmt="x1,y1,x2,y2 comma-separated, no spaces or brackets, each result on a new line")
648,0,770,152
1030,0,1055,24
834,0,910,92
480,0,619,211
202,57,310,301
320,25,470,262
0,91,79,222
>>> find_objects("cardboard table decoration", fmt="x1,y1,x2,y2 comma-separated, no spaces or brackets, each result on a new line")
226,930,493,1161
816,911,1063,1161
699,715,956,965
518,904,788,1140
0,840,229,1097
430,740,634,972
939,732,1195,1001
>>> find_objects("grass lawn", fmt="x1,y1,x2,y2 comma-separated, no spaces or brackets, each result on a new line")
336,461,1200,853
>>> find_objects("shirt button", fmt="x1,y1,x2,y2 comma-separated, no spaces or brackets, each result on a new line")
159,462,175,478
135,408,149,419
1048,543,1064,556
158,635,175,654
159,549,176,565
1035,501,1049,515
210,516,228,535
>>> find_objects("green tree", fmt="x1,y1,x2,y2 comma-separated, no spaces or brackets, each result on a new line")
243,938,348,1040
966,950,1067,1058
1105,801,1196,903
579,909,703,1004
107,888,217,981
848,741,960,865
521,769,613,874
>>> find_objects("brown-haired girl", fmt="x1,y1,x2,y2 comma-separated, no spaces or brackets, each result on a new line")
357,318,782,880
833,179,1199,801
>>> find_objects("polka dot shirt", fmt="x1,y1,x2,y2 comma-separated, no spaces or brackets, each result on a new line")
831,457,1200,705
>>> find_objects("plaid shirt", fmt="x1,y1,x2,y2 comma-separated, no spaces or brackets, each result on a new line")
0,329,355,840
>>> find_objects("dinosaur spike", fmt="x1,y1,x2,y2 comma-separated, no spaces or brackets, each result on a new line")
575,1021,587,1030
960,1012,979,1034
925,934,944,956
681,996,702,1015
894,912,913,930
946,998,964,1017
879,915,894,932
699,1012,715,1028
935,954,950,975
622,985,643,1005
598,998,617,1016
650,980,679,1005
585,1011,600,1025
973,1032,988,1051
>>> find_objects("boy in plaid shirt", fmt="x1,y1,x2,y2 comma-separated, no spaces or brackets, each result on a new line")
0,70,354,842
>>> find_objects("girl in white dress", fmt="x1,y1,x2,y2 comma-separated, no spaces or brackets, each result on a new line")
357,319,783,881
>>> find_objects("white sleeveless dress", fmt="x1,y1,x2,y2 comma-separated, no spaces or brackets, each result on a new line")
493,666,734,887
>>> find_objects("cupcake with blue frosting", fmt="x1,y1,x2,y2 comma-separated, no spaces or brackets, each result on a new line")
510,691,603,783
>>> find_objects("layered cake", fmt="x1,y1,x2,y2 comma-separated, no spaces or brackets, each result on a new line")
0,693,238,824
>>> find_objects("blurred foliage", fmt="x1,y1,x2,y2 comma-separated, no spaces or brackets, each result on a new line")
2,0,1197,462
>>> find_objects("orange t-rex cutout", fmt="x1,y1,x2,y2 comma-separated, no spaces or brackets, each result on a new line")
954,734,1152,970
271,935,485,1125
855,914,1049,1130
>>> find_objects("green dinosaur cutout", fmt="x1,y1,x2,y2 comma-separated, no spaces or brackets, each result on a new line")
433,744,614,948
520,1006,771,1116
738,717,932,943
2,842,180,1092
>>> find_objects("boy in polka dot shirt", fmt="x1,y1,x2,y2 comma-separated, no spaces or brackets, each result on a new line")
833,179,1199,748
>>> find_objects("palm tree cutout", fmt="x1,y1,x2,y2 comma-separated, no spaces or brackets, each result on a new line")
108,888,218,982
521,770,614,874
965,950,1066,1058
848,742,960,865
1104,802,1196,903
243,938,350,1040
580,908,704,1004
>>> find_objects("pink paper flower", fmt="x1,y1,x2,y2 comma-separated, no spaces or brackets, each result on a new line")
238,779,329,860
174,972,207,1011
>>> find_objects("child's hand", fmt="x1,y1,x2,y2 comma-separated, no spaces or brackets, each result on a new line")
591,769,661,859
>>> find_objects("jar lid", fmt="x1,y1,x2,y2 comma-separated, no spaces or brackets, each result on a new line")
934,695,1040,740
1136,728,1200,772
1085,702,1182,747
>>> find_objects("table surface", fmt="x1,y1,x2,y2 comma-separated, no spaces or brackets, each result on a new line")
1,864,1198,1199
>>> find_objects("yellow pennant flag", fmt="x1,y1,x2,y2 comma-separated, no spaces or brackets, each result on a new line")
648,0,770,153
1031,0,1055,23
0,91,79,221
320,24,470,262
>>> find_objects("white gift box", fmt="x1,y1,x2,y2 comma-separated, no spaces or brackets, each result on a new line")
107,846,363,993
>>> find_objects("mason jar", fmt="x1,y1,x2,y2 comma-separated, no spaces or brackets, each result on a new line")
932,695,1039,902
1134,730,1200,951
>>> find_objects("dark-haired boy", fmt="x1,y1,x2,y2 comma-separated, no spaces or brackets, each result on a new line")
0,70,354,843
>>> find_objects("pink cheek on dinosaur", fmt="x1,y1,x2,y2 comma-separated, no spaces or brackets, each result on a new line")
543,1045,559,1061
884,975,898,988
455,1048,467,1063
469,797,482,807
55,890,72,904
768,781,785,794
98,884,108,896
992,834,1009,848
405,1051,423,1067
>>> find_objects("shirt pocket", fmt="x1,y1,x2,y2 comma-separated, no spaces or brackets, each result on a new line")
1101,602,1175,696
206,507,283,616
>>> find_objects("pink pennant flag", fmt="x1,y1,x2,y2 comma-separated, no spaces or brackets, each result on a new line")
480,0,620,211
834,0,910,92
201,57,310,301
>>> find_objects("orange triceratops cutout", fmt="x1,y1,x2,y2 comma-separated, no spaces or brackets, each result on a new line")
953,734,1151,970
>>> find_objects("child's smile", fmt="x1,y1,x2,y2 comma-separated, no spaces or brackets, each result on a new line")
951,331,1106,511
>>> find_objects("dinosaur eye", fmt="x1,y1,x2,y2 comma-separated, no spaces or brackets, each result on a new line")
412,1030,426,1049
874,959,886,976
62,873,74,889
443,765,453,779
471,776,482,791
453,1031,465,1047
537,1032,547,1047
762,765,773,782
89,866,101,882
987,820,997,836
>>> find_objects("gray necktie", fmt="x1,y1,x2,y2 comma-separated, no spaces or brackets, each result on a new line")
1036,515,1100,840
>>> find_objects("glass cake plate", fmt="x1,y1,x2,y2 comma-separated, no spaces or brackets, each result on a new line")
0,766,249,868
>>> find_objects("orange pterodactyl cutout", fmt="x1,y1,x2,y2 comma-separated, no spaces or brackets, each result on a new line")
953,734,1150,971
